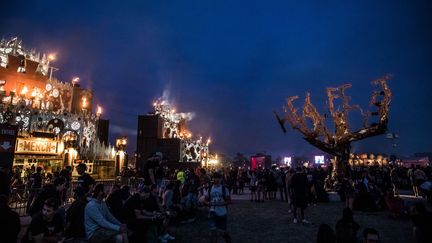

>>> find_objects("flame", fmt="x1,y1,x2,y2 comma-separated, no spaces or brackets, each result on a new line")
48,53,56,61
31,88,37,97
82,97,87,108
20,86,28,95
96,106,102,116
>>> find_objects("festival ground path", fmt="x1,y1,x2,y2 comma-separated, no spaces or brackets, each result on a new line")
170,190,420,243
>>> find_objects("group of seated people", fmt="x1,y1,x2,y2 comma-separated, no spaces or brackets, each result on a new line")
22,181,182,243
317,204,432,243
317,208,380,243
340,172,405,215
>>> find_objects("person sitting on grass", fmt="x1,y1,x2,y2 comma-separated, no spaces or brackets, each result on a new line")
385,188,404,218
64,186,88,241
142,184,175,243
335,208,360,243
362,228,380,243
22,198,64,243
0,194,21,243
124,185,172,243
162,182,185,221
84,184,128,243
411,202,432,243
316,223,335,243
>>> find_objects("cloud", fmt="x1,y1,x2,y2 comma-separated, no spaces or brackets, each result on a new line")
110,124,136,136
179,112,196,121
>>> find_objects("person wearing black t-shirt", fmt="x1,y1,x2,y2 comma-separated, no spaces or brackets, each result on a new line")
0,194,21,243
142,184,175,242
29,177,66,216
76,164,96,195
0,166,12,197
142,184,161,212
124,186,156,242
106,185,127,223
65,187,88,239
22,198,64,243
143,157,157,186
59,166,72,201
291,167,310,224
26,167,43,214
29,177,66,217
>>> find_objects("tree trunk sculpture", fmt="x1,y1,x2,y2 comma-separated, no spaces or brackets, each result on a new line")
274,75,392,181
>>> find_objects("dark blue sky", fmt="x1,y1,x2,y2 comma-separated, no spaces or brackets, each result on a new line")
1,1,431,158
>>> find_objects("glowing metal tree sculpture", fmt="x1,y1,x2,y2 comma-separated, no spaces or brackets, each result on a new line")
275,76,392,180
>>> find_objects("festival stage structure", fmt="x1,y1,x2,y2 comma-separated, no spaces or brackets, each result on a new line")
136,96,211,168
0,37,120,178
274,76,392,180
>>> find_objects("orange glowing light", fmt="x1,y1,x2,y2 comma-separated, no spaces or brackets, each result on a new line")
48,53,56,61
96,106,102,116
20,86,28,95
82,97,87,109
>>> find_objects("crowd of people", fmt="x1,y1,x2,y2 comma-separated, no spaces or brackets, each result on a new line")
0,156,432,243
338,164,432,215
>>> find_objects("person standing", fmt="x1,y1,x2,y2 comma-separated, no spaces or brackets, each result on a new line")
144,153,160,186
286,168,295,207
408,165,417,197
390,166,400,196
205,172,232,243
290,167,310,224
248,171,257,202
28,176,66,217
413,166,427,198
76,164,96,196
26,166,43,214
59,166,72,202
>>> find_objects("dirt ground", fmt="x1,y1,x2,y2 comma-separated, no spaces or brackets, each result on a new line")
170,193,417,243
17,191,419,243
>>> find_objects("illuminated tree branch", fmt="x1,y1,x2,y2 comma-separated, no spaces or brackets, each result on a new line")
275,75,392,180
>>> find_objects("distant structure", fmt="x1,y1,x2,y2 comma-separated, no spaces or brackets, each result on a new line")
274,76,392,180
250,153,271,170
0,37,116,178
136,96,210,169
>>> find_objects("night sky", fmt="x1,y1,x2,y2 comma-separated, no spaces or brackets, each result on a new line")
1,1,431,159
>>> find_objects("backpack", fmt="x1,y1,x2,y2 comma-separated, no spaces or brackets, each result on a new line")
208,184,227,202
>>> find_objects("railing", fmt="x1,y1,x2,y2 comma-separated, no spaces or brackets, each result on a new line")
9,177,146,216
8,185,32,216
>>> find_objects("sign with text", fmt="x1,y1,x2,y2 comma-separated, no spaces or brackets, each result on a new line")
0,124,18,167
15,138,61,155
